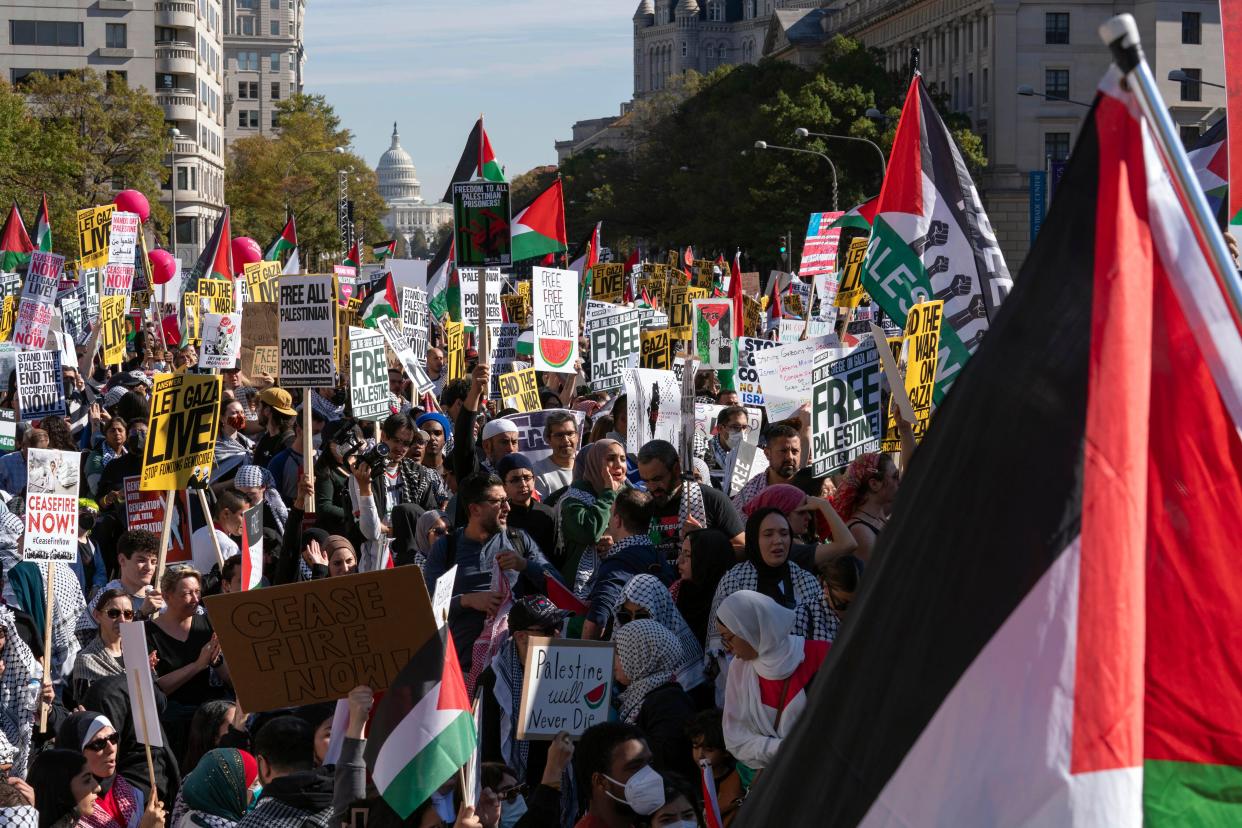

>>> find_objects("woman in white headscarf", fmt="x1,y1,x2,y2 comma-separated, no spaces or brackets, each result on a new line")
717,590,830,775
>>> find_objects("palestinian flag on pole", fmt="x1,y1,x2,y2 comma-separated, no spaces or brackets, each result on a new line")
189,207,233,282
372,239,396,260
861,75,1013,402
1187,118,1227,228
440,117,505,203
569,221,601,303
361,273,400,328
735,68,1242,828
237,503,264,590
34,194,52,253
510,179,567,262
427,235,455,321
828,195,879,233
0,202,34,272
365,625,477,819
344,240,360,269
264,214,297,261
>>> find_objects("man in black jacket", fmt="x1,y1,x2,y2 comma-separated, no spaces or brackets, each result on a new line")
239,716,335,828
497,453,556,558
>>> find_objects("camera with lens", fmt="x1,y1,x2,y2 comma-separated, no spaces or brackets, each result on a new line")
332,419,391,468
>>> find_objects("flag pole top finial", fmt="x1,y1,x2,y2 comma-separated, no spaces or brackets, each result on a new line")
910,47,920,75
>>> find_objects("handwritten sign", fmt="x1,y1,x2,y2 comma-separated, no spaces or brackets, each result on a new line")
517,637,615,740
251,345,278,377
532,267,579,373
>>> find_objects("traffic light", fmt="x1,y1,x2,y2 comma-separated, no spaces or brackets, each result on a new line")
778,235,787,254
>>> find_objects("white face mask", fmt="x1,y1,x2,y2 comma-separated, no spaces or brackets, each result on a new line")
663,822,698,828
499,795,527,828
603,765,665,815
725,431,743,449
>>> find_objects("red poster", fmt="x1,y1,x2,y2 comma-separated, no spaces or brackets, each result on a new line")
123,477,192,564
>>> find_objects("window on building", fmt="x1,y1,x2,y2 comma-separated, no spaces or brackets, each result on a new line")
175,217,196,245
953,76,960,109
967,20,973,53
272,110,280,129
156,26,177,42
708,0,722,22
270,52,280,70
270,81,280,99
1045,68,1070,100
1179,67,1202,101
239,110,259,128
157,73,175,90
270,20,279,36
982,67,989,103
967,71,974,107
237,51,258,71
681,41,687,57
237,80,256,98
1045,132,1071,162
9,20,84,47
1045,13,1069,45
105,23,127,49
238,0,255,8
981,17,988,49
1182,12,1201,45
270,0,280,8
953,27,959,57
241,17,255,36
1180,125,1201,146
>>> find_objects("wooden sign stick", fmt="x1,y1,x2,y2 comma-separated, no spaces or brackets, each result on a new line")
155,489,175,586
131,667,159,796
194,487,227,572
38,564,55,732
303,389,316,514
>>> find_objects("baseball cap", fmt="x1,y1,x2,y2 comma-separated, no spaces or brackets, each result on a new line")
508,595,568,633
257,387,297,417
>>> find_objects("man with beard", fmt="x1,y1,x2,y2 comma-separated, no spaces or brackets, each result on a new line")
636,439,744,563
731,422,803,512
252,388,296,468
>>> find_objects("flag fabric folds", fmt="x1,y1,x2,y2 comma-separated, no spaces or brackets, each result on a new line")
734,69,1242,828
189,207,233,282
0,202,34,272
264,214,298,262
440,117,505,204
1187,118,1227,228
361,274,400,328
511,179,567,263
344,241,360,269
34,194,52,253
427,235,455,322
372,239,397,260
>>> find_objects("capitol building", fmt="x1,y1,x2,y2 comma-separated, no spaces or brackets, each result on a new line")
376,123,452,251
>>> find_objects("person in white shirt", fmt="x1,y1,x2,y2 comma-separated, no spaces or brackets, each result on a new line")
190,488,244,575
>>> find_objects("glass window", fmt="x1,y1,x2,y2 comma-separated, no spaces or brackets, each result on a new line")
105,23,126,49
240,17,253,35
1045,13,1069,45
1179,68,1202,102
271,0,280,7
177,166,190,190
1180,125,1201,146
270,81,280,99
238,0,255,8
157,73,175,90
967,21,973,53
272,110,280,129
981,17,988,49
10,20,84,47
708,0,722,22
1182,12,1201,45
270,52,280,70
1045,68,1070,100
982,67,988,103
156,26,177,42
1045,132,1070,162
175,217,196,245
270,20,279,36
967,71,974,107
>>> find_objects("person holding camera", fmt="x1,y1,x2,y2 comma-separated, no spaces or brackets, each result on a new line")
312,419,361,538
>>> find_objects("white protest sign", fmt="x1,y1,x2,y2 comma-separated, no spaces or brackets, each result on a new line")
811,338,882,476
23,447,79,561
736,337,778,407
778,318,807,343
586,307,641,393
107,211,140,266
751,338,827,422
13,252,62,349
501,409,586,464
16,349,65,420
200,312,242,370
691,298,734,370
623,368,681,457
0,410,14,453
376,315,435,396
458,268,502,329
517,637,614,740
727,426,767,496
432,564,457,627
488,322,518,364
532,267,579,373
119,621,165,748
278,275,336,387
348,327,389,420
400,286,430,362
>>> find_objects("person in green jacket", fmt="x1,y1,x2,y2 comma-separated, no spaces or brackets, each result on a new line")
558,438,629,594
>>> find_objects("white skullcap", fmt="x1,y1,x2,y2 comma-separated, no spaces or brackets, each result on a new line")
481,419,519,441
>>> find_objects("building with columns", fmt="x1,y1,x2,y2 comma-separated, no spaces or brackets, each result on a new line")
375,123,452,253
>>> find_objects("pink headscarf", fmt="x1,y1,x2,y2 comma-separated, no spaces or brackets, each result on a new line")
742,483,806,518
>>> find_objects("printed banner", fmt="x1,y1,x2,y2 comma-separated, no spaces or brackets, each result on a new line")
140,373,223,491
457,267,503,330
445,321,465,382
452,181,512,268
244,260,281,303
13,251,62,349
517,638,615,740
278,275,336,388
889,300,943,442
200,312,242,370
107,211,140,266
100,296,129,366
498,366,540,412
810,339,881,476
691,298,733,370
23,448,79,562
348,327,389,420
586,307,641,393
640,328,671,370
532,267,579,373
501,292,530,329
16,349,65,420
668,285,708,340
737,337,777,407
76,205,114,271
623,368,681,456
196,278,235,314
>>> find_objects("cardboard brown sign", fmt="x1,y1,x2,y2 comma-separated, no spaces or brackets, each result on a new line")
204,566,434,712
241,302,278,377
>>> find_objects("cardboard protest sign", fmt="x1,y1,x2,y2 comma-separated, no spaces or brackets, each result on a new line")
692,298,733,370
251,346,278,377
590,263,625,303
0,410,14,453
244,260,280,303
76,205,114,271
140,373,222,491
834,235,869,308
586,307,641,393
348,327,389,420
22,448,79,561
752,338,827,423
502,409,586,464
517,637,614,739
667,285,707,339
640,328,671,370
623,368,681,456
452,182,512,267
811,339,882,476
885,300,943,444
13,252,62,349
375,315,434,396
240,302,278,376
204,565,435,712
200,312,242,370
16,350,66,420
279,275,336,387
119,622,165,748
124,478,193,564
737,337,778,406
527,267,576,373
498,366,540,412
100,296,129,366
501,293,530,329
445,321,466,381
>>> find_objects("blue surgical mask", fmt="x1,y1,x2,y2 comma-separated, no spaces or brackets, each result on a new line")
499,794,527,828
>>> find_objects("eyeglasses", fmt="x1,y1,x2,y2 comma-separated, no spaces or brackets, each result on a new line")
481,497,508,507
84,733,120,752
505,474,535,485
495,783,529,803
615,608,651,626
721,423,750,433
104,609,135,621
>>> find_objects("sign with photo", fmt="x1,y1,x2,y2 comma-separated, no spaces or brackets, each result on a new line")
23,448,80,562
452,181,512,267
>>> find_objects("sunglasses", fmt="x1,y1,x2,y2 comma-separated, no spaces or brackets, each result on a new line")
495,783,529,803
615,608,651,626
104,609,135,621
429,527,448,537
84,732,120,752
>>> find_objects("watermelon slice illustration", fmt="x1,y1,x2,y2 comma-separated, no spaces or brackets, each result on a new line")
584,682,607,709
539,337,574,368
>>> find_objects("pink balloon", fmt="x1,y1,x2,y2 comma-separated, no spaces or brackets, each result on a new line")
113,189,150,222
231,236,262,274
149,248,177,285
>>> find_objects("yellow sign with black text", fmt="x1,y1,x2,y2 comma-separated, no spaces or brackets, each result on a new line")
141,373,223,491
76,205,115,271
100,296,128,366
498,366,540,412
640,328,671,370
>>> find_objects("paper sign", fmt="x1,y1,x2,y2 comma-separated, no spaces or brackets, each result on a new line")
119,621,165,747
200,312,242,370
107,211,139,266
0,410,14,453
624,368,681,457
140,373,223,491
196,278,234,314
432,564,457,627
124,480,192,564
498,366,540,412
244,260,280,303
76,205,114,271
752,338,826,422
348,327,389,420
590,263,625,303
516,637,614,740
884,300,943,444
668,285,708,339
12,252,61,349
501,293,530,329
585,307,641,393
452,182,511,268
810,339,882,475
100,296,129,366
532,267,579,373
16,350,66,421
279,275,336,387
445,321,465,381
23,447,79,561
203,566,436,712
834,236,869,308
691,298,733,370
728,427,767,497
375,315,434,396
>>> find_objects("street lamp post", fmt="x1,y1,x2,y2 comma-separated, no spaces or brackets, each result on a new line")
1016,84,1093,108
794,127,887,180
167,127,181,261
754,140,839,211
1167,69,1226,90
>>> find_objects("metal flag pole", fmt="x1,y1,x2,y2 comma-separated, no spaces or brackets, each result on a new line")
1099,14,1242,330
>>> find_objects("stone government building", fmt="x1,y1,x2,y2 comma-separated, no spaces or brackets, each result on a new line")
376,123,452,255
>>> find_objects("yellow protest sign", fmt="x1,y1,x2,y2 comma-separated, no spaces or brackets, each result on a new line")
445,321,465,381
692,261,715,290
100,296,128,366
835,236,869,308
0,296,14,342
183,292,202,345
498,366,540,412
76,205,114,271
501,293,530,329
196,278,234,313
881,336,905,453
590,264,625,304
668,286,707,339
637,277,664,307
742,295,762,337
518,280,531,307
243,260,281,303
640,328,671,370
902,300,943,439
667,250,681,269
140,373,223,491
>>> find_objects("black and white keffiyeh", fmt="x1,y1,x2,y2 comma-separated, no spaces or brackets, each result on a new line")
239,798,332,828
0,806,38,827
490,639,528,779
707,561,837,655
0,606,38,777
614,574,705,691
731,472,769,513
234,464,288,534
615,618,680,723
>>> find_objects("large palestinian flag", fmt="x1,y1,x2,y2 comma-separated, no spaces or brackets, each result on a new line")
189,207,233,282
365,625,476,819
0,202,34,272
440,117,505,204
861,76,1012,401
510,179,567,262
736,70,1242,827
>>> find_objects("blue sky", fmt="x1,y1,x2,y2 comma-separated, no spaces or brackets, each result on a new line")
304,1,634,203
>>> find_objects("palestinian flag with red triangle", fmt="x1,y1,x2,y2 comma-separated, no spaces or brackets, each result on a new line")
0,202,34,272
736,68,1242,827
365,625,476,819
510,179,567,262
189,207,233,282
861,75,1012,402
440,117,505,204
34,194,52,253
1187,118,1227,228
344,240,360,269
264,214,297,261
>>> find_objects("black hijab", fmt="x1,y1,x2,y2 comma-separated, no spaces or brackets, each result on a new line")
743,507,796,609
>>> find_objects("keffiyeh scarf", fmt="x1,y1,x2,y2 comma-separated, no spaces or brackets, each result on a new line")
559,486,600,598
0,606,38,776
79,774,143,828
615,618,680,723
707,562,838,655
0,806,38,827
465,540,517,698
614,575,705,691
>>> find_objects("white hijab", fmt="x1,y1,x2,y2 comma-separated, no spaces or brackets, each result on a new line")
716,590,804,680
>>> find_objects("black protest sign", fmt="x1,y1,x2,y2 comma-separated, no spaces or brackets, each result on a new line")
279,275,337,388
16,350,66,421
140,373,222,491
204,566,435,712
811,340,882,476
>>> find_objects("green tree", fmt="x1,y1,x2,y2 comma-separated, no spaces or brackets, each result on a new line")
226,94,387,268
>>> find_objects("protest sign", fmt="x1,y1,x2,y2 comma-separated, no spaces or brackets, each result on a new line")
501,293,530,329
532,267,579,373
667,285,707,339
457,268,503,331
375,315,434,396
400,286,430,361
586,307,641,393
22,447,78,562
251,346,279,377
108,211,139,265
0,410,14,453
498,366,540,412
503,409,585,464
76,205,114,271
240,302,277,376
834,235,869,308
800,211,844,277
452,181,512,267
99,296,129,366
124,478,193,564
200,312,242,370
640,328,671,370
778,318,806,343
196,278,235,314
13,252,61,349
728,430,768,497
742,295,762,337
244,260,280,303
752,338,826,423
140,373,222,491
445,321,466,381
334,265,357,308
891,300,943,442
737,337,778,407
432,565,457,626
204,566,435,712
517,638,614,740
624,368,681,456
590,263,625,303
488,322,518,364
348,327,389,420
0,297,15,343
692,260,715,291
119,622,165,748
279,276,336,387
811,339,882,476
16,350,65,420
692,298,733,370
182,292,201,345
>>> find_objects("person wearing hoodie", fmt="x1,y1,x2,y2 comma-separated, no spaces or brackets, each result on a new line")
580,489,672,641
236,716,334,828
